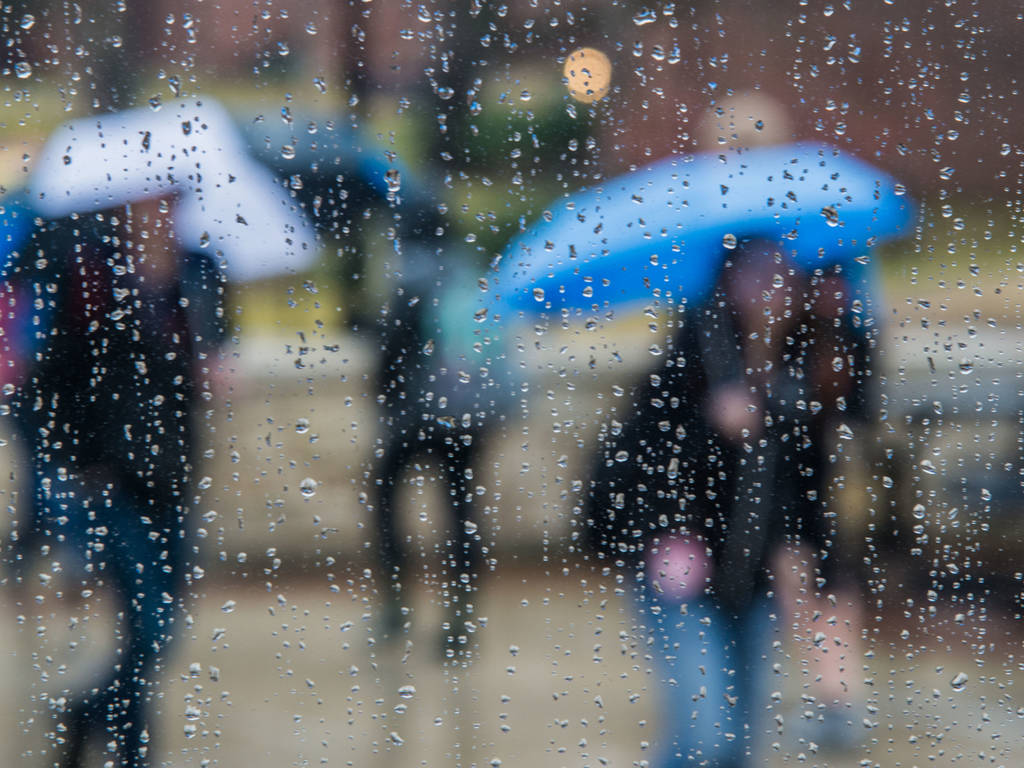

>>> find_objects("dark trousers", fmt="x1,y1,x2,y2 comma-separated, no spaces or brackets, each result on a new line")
373,421,483,602
24,464,187,768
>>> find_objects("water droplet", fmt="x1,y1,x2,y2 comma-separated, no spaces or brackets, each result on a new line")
821,205,839,227
295,418,310,434
221,599,237,613
14,61,32,79
398,685,416,699
632,8,657,25
20,14,35,30
437,86,454,100
980,488,992,501
300,477,318,498
919,459,936,475
722,233,737,250
305,21,318,35
313,76,327,94
950,672,968,691
280,144,296,160
532,287,545,302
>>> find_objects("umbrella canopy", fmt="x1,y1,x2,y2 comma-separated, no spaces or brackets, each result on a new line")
26,99,315,282
489,143,915,317
240,111,443,239
0,192,35,257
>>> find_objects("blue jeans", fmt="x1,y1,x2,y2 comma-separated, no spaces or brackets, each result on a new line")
630,582,776,768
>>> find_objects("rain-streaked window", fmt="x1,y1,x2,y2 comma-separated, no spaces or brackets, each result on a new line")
1,2,1020,767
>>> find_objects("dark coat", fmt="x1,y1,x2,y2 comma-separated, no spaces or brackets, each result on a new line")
8,215,224,519
584,295,870,610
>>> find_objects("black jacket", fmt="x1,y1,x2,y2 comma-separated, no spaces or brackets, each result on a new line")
8,215,225,517
584,296,870,609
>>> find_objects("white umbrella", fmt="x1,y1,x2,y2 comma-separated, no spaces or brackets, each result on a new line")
28,99,315,282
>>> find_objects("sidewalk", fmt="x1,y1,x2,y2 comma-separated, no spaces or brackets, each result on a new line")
4,565,1020,767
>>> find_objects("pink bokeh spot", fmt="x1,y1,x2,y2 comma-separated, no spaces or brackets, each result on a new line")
645,535,713,602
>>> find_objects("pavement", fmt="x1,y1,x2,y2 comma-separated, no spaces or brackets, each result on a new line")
3,561,1022,768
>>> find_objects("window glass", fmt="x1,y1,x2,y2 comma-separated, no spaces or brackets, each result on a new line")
1,2,1019,766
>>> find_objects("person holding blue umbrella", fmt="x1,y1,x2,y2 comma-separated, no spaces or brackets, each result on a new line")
584,235,876,766
490,136,914,761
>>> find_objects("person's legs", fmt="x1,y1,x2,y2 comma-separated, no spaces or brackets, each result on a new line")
442,434,480,595
37,471,182,768
373,429,426,641
733,597,779,762
771,544,863,750
634,586,741,768
97,507,184,768
437,431,483,657
374,433,417,599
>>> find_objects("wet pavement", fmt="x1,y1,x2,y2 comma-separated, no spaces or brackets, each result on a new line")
3,562,1022,768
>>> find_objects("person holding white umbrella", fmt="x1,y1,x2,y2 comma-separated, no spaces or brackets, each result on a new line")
7,100,313,768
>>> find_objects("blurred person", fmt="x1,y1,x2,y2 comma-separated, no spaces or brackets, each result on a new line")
4,199,225,768
584,239,870,766
372,245,511,657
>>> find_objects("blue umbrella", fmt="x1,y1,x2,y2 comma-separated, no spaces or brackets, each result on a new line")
1,192,35,261
488,143,915,317
1,191,40,389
